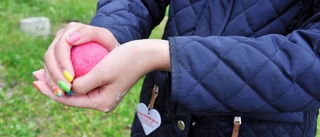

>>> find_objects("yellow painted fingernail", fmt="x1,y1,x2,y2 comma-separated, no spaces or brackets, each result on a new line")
63,70,73,82
57,80,71,92
52,87,63,97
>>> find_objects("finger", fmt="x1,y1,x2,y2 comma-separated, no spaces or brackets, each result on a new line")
44,64,68,97
53,22,86,81
44,64,60,89
33,80,64,99
35,67,75,97
33,80,121,112
66,25,119,51
40,65,82,96
32,69,45,81
44,22,84,85
44,29,71,87
32,67,124,112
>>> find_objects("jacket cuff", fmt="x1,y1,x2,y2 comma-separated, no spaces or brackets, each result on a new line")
169,37,179,103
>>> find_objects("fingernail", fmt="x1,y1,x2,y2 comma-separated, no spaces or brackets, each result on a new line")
63,70,73,82
67,32,81,44
66,90,73,96
32,72,39,80
33,81,40,91
52,87,63,97
57,80,71,92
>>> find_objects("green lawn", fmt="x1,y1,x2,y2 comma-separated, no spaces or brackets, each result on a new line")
0,0,319,137
0,0,146,136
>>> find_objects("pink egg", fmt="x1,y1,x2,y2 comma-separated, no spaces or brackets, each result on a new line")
71,42,108,78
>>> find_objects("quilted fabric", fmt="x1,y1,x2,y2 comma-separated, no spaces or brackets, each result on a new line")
170,33,320,113
91,0,320,136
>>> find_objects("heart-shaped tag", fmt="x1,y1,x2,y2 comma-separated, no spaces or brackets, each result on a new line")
136,103,161,135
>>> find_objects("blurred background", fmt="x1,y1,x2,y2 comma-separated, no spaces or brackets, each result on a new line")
1,0,319,137
0,0,165,136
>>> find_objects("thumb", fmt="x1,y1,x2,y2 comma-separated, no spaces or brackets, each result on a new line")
70,56,112,94
71,44,143,95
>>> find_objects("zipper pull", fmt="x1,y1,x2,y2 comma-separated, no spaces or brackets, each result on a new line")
232,116,241,137
148,84,159,111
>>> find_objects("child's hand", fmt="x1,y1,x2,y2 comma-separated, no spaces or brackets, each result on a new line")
33,69,121,112
33,39,170,112
42,22,119,96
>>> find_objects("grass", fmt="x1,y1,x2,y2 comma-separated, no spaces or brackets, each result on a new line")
1,0,319,137
0,0,163,136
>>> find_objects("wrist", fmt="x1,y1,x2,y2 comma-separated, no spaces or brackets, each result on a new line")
147,39,170,72
126,39,170,73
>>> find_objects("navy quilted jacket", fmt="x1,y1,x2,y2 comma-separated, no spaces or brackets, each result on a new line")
90,0,320,136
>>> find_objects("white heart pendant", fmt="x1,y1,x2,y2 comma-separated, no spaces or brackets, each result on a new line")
136,103,161,135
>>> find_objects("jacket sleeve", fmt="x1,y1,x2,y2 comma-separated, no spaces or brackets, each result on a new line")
169,12,320,115
90,0,169,44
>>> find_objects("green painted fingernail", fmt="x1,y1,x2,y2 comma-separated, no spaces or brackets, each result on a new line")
57,80,70,92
